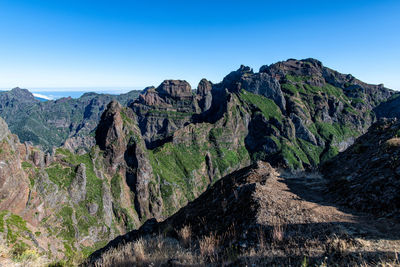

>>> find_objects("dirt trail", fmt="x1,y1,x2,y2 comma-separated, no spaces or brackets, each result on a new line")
273,170,400,257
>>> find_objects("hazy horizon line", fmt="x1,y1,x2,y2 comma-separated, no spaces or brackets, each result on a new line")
0,86,146,92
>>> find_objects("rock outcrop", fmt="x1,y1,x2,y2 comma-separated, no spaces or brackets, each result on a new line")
157,80,192,99
196,78,213,112
96,101,127,168
132,80,203,148
0,117,30,214
241,72,286,111
69,163,87,203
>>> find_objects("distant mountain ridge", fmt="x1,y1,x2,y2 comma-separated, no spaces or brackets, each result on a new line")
0,87,141,151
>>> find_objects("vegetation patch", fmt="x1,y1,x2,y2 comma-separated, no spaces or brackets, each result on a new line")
120,108,134,126
21,161,33,169
314,122,357,142
58,206,75,242
146,109,194,119
149,142,204,205
281,139,310,170
46,163,75,188
297,138,324,166
112,203,136,230
240,90,283,122
111,173,122,201
55,148,104,217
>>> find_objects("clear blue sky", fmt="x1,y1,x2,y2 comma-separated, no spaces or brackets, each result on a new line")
0,0,399,91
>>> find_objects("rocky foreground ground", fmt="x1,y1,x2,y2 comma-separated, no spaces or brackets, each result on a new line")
87,160,400,266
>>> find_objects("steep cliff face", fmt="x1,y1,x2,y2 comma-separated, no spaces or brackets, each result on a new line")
147,92,251,216
196,78,213,112
96,101,163,222
0,118,30,215
0,116,149,264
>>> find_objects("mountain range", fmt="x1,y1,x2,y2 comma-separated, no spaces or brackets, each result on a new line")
0,58,399,266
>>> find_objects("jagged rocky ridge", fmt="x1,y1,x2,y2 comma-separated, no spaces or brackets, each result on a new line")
130,58,396,171
95,58,396,220
0,88,141,151
72,58,397,239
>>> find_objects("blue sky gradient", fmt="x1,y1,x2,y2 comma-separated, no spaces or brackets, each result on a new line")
0,0,399,91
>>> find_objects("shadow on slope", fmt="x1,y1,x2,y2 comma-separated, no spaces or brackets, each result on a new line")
85,161,400,266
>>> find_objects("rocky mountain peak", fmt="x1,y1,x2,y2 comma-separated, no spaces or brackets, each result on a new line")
260,58,325,85
95,101,126,167
196,78,212,96
196,79,213,112
9,87,37,102
136,80,194,108
156,80,192,99
219,65,254,91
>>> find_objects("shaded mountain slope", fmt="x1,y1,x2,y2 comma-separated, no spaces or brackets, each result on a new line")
374,94,400,119
322,118,400,219
88,162,400,266
0,88,141,151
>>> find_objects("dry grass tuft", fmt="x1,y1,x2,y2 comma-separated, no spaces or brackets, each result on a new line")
199,233,220,261
257,226,266,250
386,137,400,147
272,221,285,243
177,225,192,248
133,238,146,263
92,235,203,267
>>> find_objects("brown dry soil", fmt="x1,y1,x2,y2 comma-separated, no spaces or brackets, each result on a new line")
263,170,400,265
